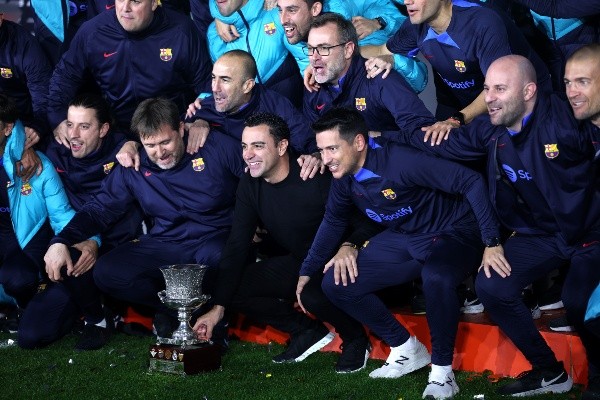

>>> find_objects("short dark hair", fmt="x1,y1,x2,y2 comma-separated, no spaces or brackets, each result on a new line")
312,107,367,143
131,98,180,139
245,112,290,145
568,43,600,65
220,50,258,81
0,94,19,124
69,93,114,126
310,12,358,51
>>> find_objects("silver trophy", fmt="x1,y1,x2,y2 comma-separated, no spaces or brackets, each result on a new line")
156,264,211,345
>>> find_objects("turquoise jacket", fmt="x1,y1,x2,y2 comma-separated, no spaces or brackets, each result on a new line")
30,0,69,42
529,12,583,41
208,0,288,84
2,120,100,249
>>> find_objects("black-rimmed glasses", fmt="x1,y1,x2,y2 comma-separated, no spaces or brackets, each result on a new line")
302,43,346,56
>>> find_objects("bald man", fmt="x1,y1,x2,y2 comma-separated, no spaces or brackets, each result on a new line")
395,54,600,398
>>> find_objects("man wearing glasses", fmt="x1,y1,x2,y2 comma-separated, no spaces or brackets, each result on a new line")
302,13,435,140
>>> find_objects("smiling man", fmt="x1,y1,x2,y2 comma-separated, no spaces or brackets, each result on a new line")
47,0,212,144
44,98,244,340
395,55,600,398
298,107,504,399
193,112,379,372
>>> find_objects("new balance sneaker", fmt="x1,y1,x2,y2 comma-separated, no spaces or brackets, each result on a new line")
496,361,573,396
369,336,431,378
272,326,334,363
75,323,111,351
548,315,574,332
423,366,460,399
582,372,600,400
459,287,484,314
335,336,371,374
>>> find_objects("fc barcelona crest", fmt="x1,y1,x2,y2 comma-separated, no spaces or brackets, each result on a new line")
21,182,32,196
160,48,173,62
355,98,366,111
192,158,205,172
454,60,466,73
103,161,115,174
0,68,13,79
264,22,276,35
544,144,559,159
382,188,396,200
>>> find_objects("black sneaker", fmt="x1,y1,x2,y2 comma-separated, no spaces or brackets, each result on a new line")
335,336,371,373
496,361,573,396
548,315,574,332
153,312,179,339
75,324,111,350
538,281,564,311
582,373,600,400
522,288,541,320
272,326,335,363
411,294,427,315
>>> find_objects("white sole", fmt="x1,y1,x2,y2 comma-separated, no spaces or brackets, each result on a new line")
294,331,335,362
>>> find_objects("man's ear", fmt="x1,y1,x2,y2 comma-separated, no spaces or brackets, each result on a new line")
99,122,110,139
523,82,537,102
278,138,289,156
243,78,256,94
312,2,322,16
354,133,366,151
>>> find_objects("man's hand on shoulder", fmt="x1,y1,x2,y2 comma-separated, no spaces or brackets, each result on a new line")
116,140,141,171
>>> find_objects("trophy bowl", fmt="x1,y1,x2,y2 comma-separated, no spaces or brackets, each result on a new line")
157,264,211,345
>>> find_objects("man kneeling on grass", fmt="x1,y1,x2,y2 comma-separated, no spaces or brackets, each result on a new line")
194,112,381,373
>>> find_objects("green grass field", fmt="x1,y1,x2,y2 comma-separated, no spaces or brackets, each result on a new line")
0,332,582,399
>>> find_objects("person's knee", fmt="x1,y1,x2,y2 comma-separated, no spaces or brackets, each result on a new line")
17,327,45,349
422,268,455,294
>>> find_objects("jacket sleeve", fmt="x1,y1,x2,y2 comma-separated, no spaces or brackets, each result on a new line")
183,21,212,94
212,177,260,306
392,53,428,94
47,28,89,130
40,157,102,247
387,148,500,242
20,35,52,136
300,178,355,276
356,0,406,39
513,0,600,18
279,98,317,154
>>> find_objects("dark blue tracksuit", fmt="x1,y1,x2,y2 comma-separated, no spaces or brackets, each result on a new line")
0,20,51,137
186,84,316,154
302,55,436,139
386,0,551,119
45,131,143,251
399,93,600,371
49,133,244,312
47,7,212,138
301,138,499,365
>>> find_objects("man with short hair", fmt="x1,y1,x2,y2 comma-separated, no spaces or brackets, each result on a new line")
299,107,504,399
184,50,315,156
277,0,426,92
0,94,105,351
398,54,600,398
48,0,212,143
45,93,143,253
44,98,244,338
194,112,379,372
302,13,436,139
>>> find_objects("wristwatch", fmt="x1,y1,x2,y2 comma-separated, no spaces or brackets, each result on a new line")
484,237,501,248
449,111,465,126
375,16,387,31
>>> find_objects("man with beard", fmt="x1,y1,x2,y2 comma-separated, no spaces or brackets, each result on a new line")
44,97,244,339
397,55,600,398
302,13,435,139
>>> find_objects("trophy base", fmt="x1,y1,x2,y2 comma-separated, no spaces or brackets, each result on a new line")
148,342,221,375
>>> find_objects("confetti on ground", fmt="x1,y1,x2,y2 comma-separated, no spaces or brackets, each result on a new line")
68,359,74,365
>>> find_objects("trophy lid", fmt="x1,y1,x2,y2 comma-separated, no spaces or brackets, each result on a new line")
159,264,209,300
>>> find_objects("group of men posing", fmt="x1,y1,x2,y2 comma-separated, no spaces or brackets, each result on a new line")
1,0,600,399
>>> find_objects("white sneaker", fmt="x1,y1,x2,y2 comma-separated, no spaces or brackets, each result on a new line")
422,367,459,399
369,336,431,378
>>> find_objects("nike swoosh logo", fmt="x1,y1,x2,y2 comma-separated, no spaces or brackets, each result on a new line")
144,171,152,177
105,4,115,9
104,51,118,58
541,372,564,387
583,241,599,248
497,143,506,148
316,103,326,110
56,167,65,173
